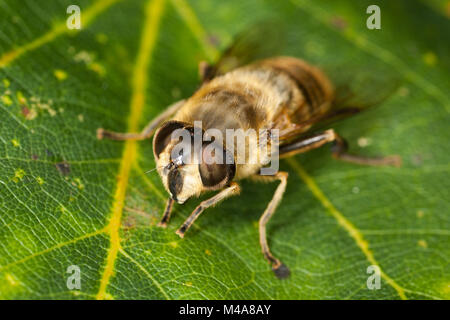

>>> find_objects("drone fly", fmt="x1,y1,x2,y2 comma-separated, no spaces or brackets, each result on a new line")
97,25,401,279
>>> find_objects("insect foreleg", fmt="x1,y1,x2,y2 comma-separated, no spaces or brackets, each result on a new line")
157,198,175,228
251,171,290,279
175,182,240,238
280,129,402,167
198,61,215,83
96,99,185,141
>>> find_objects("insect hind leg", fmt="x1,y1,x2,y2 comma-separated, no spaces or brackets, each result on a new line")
280,129,402,167
330,131,402,167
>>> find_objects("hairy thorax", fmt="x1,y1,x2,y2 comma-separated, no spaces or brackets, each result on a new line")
173,66,302,179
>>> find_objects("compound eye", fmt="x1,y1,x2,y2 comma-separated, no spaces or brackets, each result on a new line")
153,121,188,160
198,142,235,188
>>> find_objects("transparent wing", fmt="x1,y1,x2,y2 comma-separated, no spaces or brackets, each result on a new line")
204,21,286,81
207,21,401,141
283,63,401,143
327,63,401,110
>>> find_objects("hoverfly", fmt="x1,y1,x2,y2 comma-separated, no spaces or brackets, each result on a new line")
97,25,401,279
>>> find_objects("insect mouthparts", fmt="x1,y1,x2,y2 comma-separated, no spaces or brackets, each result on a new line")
165,162,174,171
165,155,184,172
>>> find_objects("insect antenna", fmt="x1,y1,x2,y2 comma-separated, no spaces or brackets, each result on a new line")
145,165,165,174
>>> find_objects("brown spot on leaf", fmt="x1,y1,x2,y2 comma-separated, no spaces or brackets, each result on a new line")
411,154,423,166
55,162,70,175
330,16,348,30
122,216,136,230
21,106,29,117
46,149,54,157
207,34,220,47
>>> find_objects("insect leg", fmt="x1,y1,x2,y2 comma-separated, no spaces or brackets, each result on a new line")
157,198,175,228
252,171,290,279
330,132,402,167
175,182,240,238
279,129,336,158
198,61,215,83
279,129,401,167
96,99,185,141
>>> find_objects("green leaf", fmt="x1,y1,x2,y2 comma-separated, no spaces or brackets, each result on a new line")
0,0,449,300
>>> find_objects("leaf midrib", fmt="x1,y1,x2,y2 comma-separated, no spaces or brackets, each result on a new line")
95,0,167,300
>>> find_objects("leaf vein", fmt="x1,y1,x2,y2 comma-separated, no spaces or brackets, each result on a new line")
0,0,122,68
287,158,408,300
